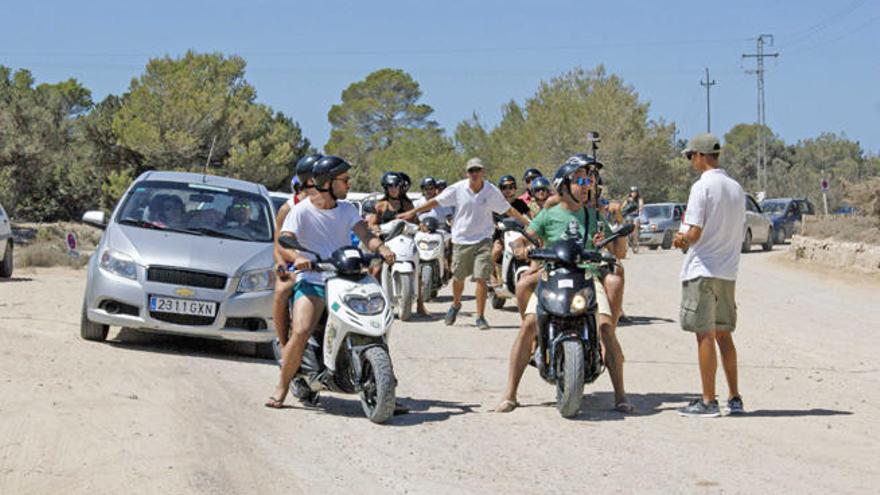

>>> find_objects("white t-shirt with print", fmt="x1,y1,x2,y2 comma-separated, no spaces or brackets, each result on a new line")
435,179,510,245
281,198,362,285
680,168,746,282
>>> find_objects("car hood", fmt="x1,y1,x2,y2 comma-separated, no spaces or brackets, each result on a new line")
107,224,273,275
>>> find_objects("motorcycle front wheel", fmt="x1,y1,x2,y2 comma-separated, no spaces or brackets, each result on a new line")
556,340,585,418
396,273,413,321
419,263,434,304
359,346,397,424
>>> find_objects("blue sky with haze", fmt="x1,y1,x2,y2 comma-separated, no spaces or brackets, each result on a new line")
2,0,878,152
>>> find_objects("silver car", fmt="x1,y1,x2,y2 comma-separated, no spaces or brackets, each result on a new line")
743,194,774,252
638,202,685,250
80,171,277,349
0,201,12,278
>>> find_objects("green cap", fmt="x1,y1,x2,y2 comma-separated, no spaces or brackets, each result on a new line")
682,133,722,156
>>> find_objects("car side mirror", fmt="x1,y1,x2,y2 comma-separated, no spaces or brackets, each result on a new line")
82,210,106,230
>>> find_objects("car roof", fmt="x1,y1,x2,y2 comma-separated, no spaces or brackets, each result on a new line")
136,171,268,196
644,202,679,207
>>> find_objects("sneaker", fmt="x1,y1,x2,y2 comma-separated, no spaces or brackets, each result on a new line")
726,396,745,415
677,399,720,418
475,316,490,331
445,305,461,326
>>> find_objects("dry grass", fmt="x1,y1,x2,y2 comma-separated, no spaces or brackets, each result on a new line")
11,222,101,269
14,243,90,269
803,215,880,245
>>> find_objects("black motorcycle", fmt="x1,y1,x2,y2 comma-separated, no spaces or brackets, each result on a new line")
527,221,634,418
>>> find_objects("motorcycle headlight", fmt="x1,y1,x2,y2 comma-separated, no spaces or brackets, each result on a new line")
344,294,386,315
237,268,276,293
570,294,587,314
99,249,138,280
418,240,440,251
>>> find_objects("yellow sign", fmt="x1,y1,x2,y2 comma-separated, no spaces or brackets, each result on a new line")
174,288,195,297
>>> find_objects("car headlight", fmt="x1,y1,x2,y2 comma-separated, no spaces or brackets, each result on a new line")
237,268,276,293
418,240,440,251
651,224,658,231
344,294,386,315
99,249,138,280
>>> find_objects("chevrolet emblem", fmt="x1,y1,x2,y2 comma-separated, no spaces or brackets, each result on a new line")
175,287,195,297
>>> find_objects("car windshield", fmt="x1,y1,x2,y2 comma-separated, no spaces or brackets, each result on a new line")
115,181,273,242
761,201,788,214
643,205,673,219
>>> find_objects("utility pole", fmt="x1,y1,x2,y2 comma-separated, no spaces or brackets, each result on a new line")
699,67,716,133
742,34,779,192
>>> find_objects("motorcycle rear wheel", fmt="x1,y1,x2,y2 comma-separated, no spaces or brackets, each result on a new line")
359,346,397,424
556,340,585,418
419,263,434,304
396,273,413,321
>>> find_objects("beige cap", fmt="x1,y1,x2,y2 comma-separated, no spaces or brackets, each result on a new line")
682,133,722,156
465,157,485,172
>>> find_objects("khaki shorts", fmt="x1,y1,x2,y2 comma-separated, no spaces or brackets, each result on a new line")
525,274,611,317
451,239,493,281
680,277,737,333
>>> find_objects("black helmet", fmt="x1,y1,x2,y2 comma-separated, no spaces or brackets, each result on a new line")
362,198,378,214
329,246,366,276
420,177,437,189
381,171,403,190
523,168,543,183
530,176,551,193
399,172,412,192
630,186,639,193
295,154,323,183
422,216,439,233
436,179,448,190
312,156,352,190
567,153,603,170
498,175,517,189
553,159,588,194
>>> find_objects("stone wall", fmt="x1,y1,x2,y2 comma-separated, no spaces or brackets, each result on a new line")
789,235,880,275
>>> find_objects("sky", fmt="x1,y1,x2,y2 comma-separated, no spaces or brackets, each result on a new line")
2,0,878,153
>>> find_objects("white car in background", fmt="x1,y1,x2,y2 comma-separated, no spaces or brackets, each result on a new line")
0,202,12,278
743,194,774,252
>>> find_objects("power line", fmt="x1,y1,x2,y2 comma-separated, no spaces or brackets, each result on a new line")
699,67,716,133
779,0,867,49
742,34,779,192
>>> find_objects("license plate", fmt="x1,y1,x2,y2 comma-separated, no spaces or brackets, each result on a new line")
149,296,217,317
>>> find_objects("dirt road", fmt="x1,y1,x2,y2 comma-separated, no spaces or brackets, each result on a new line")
1,247,878,494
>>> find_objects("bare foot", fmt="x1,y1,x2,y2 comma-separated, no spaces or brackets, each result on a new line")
494,399,519,413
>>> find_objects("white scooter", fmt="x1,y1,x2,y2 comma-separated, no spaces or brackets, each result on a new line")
414,216,449,304
490,218,531,310
275,237,397,424
379,219,419,321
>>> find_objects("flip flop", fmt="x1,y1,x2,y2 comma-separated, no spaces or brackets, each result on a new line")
494,399,520,413
615,401,635,414
265,396,285,409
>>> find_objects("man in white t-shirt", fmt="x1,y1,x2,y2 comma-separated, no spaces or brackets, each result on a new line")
266,156,395,409
399,158,530,330
673,133,746,418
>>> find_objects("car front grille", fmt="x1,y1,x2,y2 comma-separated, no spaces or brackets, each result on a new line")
150,312,217,326
147,267,227,290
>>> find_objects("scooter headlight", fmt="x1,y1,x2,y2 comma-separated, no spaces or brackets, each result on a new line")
418,240,440,251
570,294,587,314
344,294,386,315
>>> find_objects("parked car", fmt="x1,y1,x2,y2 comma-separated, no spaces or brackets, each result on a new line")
760,197,815,243
80,171,277,352
638,202,685,250
0,202,13,278
744,194,774,252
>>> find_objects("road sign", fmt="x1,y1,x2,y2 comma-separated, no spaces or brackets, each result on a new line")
66,232,79,258
820,179,829,193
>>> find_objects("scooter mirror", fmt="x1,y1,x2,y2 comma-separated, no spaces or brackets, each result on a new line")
616,223,635,237
278,236,301,250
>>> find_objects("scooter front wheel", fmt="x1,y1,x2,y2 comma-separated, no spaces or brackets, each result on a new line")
396,273,413,321
556,340,585,418
359,347,397,424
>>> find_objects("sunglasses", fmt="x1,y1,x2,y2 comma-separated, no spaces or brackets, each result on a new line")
466,168,482,174
231,203,250,209
573,177,592,186
501,185,516,190
333,177,351,184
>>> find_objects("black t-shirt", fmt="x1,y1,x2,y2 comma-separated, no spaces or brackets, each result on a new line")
493,198,530,223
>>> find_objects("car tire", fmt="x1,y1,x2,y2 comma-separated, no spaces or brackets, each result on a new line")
649,245,659,251
741,229,752,253
661,231,673,250
80,301,109,342
0,241,12,278
762,228,774,251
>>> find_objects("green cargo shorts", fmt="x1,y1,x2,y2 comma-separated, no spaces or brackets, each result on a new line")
451,238,493,282
680,277,737,333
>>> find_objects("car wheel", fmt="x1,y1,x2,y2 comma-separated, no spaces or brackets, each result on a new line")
661,231,673,250
741,229,752,253
762,228,774,251
0,241,12,278
80,301,109,341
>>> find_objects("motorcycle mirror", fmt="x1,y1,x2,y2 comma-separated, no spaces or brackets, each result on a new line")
616,223,635,237
621,202,639,217
278,236,300,250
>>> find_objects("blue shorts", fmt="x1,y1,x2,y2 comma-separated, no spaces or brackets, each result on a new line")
292,280,325,302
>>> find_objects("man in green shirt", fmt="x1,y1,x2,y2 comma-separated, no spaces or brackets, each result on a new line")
495,159,630,413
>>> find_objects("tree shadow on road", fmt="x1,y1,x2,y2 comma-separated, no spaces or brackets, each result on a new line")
296,394,479,426
107,327,275,366
430,294,475,304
